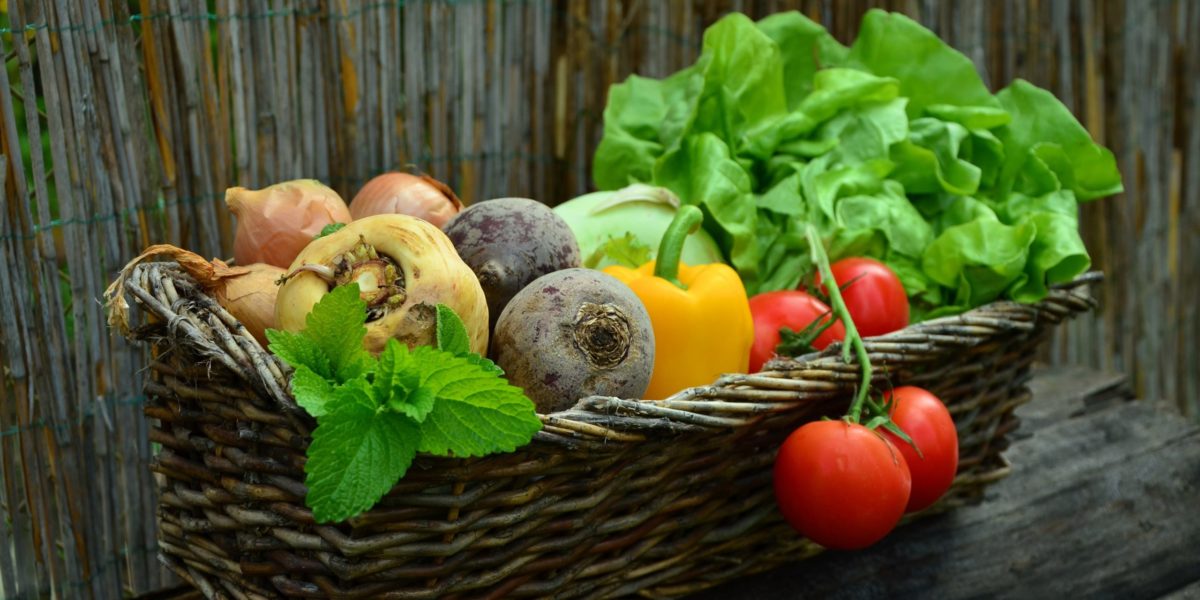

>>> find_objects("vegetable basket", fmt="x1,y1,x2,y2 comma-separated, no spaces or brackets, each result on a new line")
107,259,1100,599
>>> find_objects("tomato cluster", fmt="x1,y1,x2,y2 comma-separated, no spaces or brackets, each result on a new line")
748,257,909,372
772,386,958,549
757,255,960,550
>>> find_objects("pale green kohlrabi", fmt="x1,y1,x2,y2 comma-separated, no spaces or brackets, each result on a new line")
554,184,726,269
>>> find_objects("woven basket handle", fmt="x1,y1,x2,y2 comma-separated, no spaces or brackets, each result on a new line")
106,260,309,427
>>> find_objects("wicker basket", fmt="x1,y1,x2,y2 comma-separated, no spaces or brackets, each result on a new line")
109,260,1099,599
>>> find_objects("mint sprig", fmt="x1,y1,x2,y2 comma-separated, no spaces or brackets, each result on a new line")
267,286,541,523
436,303,503,375
303,378,419,523
289,365,338,417
266,284,372,384
409,346,540,456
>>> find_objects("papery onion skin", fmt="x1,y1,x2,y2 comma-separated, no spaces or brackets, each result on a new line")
227,179,352,269
349,172,463,228
104,244,282,347
275,214,488,355
216,263,285,346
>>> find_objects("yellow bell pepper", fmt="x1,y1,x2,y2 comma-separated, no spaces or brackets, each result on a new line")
603,206,753,400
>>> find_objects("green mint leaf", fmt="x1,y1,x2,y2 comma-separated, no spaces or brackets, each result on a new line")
304,284,374,383
389,386,436,423
315,222,347,239
304,383,419,523
266,329,333,380
407,346,541,457
584,232,653,269
435,304,471,356
464,353,504,376
374,340,436,423
290,364,338,417
372,340,419,405
266,285,372,383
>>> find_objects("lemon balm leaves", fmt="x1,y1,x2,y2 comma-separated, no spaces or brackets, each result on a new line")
304,379,420,523
267,283,373,383
268,290,540,523
409,347,542,458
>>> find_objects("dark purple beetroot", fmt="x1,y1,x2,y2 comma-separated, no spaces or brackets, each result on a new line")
492,268,654,413
443,197,581,331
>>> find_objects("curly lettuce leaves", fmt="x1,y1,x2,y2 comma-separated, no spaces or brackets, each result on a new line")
653,133,762,285
756,11,849,109
889,118,982,196
592,8,1121,313
995,79,1123,201
845,10,1001,118
922,216,1037,310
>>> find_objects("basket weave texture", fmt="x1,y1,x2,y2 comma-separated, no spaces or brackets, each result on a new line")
111,261,1099,599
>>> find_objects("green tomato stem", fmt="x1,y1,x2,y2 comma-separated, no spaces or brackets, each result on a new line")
653,205,703,289
805,225,872,424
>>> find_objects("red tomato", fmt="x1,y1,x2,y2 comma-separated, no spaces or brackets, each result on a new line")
748,291,846,372
881,386,959,513
813,257,909,338
773,420,911,550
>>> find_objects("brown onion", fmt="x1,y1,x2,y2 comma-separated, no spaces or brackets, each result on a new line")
104,244,283,346
214,263,286,345
349,172,463,228
226,179,352,269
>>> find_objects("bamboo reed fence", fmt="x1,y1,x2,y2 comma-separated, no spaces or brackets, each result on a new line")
0,1,1195,597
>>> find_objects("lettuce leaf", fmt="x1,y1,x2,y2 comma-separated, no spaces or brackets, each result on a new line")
845,10,1001,118
654,133,762,286
995,79,1123,201
591,8,1121,312
756,11,849,109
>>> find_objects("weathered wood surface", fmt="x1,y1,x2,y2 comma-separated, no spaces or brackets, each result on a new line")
0,1,1196,597
690,366,1200,600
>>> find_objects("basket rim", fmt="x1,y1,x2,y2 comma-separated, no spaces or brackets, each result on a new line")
109,261,1100,444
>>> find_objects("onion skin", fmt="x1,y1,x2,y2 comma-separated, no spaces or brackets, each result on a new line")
216,263,285,346
227,179,352,269
104,244,282,347
275,215,488,355
349,172,463,228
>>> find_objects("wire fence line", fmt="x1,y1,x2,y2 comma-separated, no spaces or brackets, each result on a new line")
0,0,1196,597
0,150,560,242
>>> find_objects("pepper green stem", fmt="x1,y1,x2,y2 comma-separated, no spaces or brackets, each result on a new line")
805,225,873,424
654,205,703,289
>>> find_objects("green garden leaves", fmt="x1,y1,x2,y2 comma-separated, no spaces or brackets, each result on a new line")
267,285,541,523
592,9,1122,315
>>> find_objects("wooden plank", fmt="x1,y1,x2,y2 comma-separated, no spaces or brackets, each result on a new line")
1179,0,1200,421
1161,580,1200,600
689,370,1200,599
1011,363,1131,433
